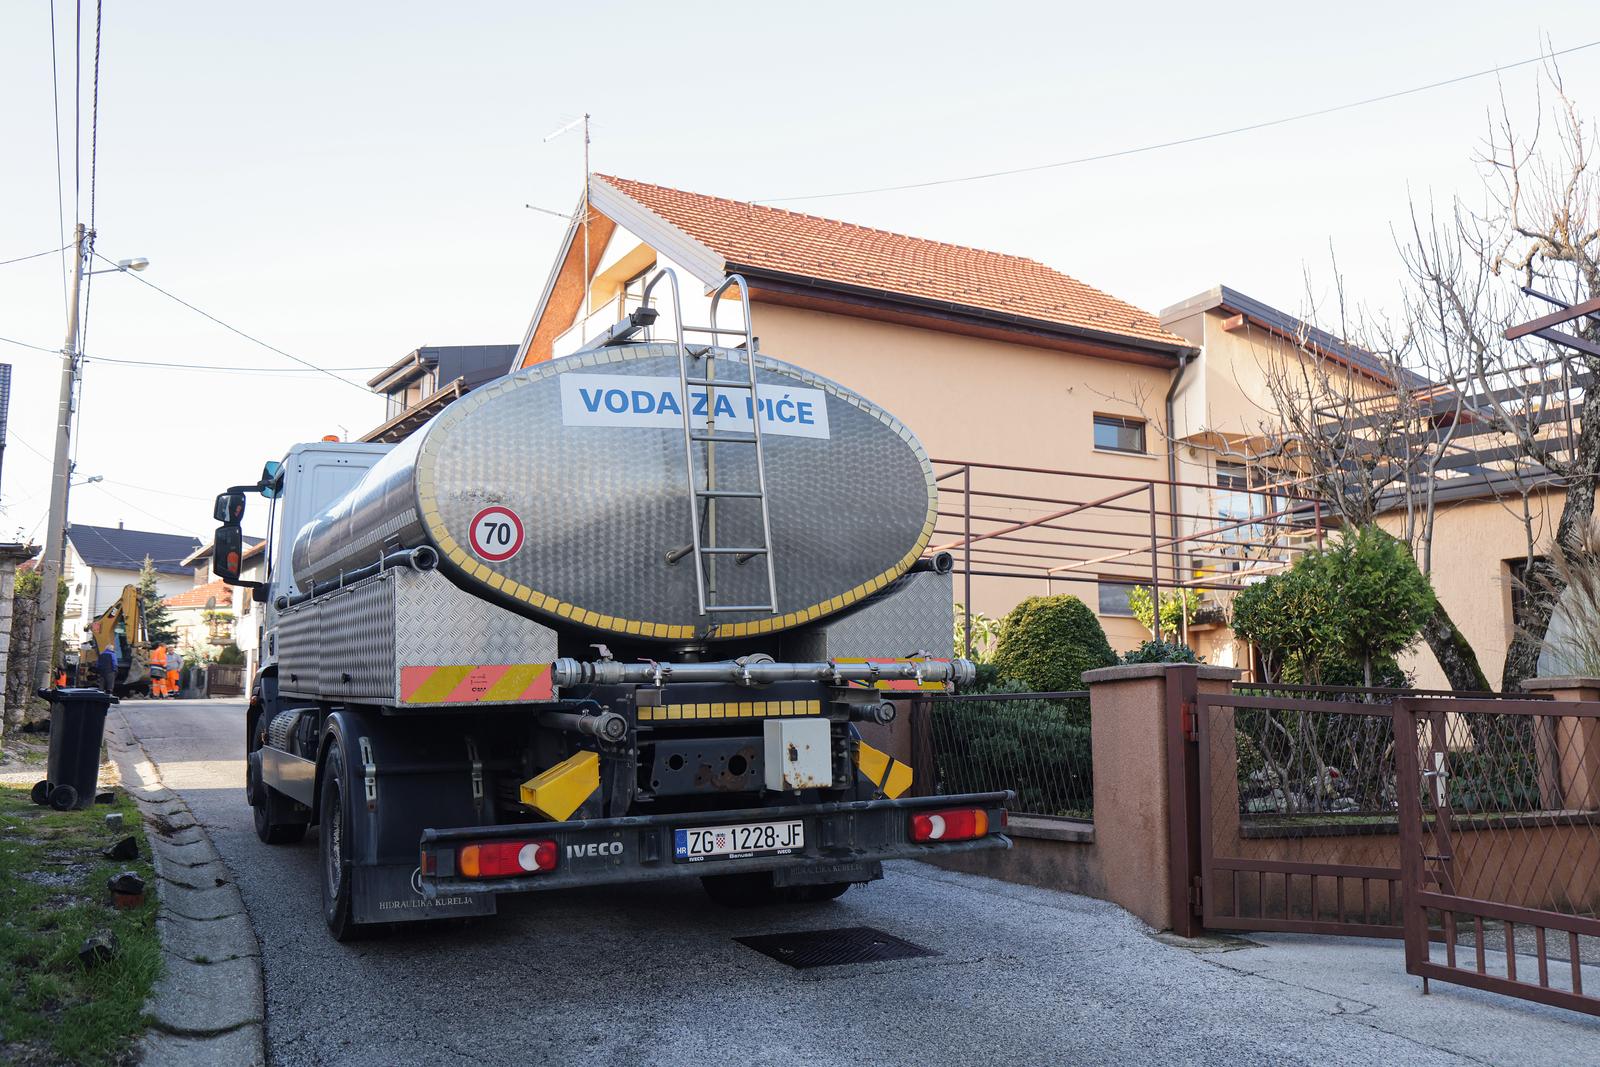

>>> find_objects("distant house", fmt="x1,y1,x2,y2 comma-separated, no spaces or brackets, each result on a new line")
360,344,518,443
61,523,201,640
162,579,237,653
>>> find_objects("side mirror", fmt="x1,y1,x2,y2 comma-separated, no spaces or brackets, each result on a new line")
214,491,246,524
259,461,282,499
214,525,243,584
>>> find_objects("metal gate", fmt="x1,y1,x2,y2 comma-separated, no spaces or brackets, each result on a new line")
1394,696,1600,1017
1195,688,1403,937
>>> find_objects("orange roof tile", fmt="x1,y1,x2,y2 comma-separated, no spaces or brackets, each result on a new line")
163,579,233,610
596,175,1188,350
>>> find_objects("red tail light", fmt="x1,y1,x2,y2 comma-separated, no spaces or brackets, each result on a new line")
458,839,557,878
910,808,989,843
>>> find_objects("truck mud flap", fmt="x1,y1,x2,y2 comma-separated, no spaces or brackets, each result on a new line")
418,791,1012,898
352,863,497,925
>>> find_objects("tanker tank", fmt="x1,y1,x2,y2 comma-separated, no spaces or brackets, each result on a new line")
290,342,937,642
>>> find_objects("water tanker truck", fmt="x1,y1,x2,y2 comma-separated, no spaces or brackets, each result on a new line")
212,274,1011,940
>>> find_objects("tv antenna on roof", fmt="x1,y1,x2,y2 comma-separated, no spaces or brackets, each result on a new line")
543,113,593,324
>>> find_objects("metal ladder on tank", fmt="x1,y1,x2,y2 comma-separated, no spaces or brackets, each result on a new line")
643,269,779,617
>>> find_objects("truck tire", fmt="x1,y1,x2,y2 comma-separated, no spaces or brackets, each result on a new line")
249,753,307,845
251,771,307,844
700,872,853,907
319,745,362,941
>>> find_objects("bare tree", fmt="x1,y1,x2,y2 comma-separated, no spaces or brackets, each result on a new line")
1399,68,1600,690
1252,279,1492,692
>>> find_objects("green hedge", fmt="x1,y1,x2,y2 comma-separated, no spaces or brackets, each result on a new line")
991,594,1115,692
930,692,1092,818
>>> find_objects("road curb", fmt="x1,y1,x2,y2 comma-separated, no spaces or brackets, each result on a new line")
106,707,267,1067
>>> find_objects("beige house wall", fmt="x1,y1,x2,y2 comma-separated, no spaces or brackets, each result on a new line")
1380,491,1560,690
751,303,1176,652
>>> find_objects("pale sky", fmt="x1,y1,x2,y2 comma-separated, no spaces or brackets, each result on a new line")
1,1,1597,546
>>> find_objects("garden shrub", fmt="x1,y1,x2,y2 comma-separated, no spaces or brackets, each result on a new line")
1120,639,1201,665
991,594,1115,693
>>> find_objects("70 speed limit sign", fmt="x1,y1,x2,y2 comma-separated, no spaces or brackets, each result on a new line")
468,505,525,562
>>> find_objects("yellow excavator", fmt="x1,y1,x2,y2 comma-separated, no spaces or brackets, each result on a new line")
83,585,153,696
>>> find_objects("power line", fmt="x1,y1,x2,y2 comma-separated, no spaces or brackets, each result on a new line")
84,481,194,535
86,354,384,374
0,245,71,268
0,335,62,354
99,478,211,503
72,0,81,228
47,0,68,311
757,38,1600,204
0,337,380,379
79,0,103,363
93,252,372,392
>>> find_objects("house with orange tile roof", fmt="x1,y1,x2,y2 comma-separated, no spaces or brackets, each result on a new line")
515,176,1207,651
508,177,1538,686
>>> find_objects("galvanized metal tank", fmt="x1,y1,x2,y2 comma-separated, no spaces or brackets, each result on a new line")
290,343,937,642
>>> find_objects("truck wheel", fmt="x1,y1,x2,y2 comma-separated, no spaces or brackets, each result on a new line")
789,881,852,903
700,871,782,907
248,742,307,845
701,872,854,907
252,776,308,845
319,745,361,941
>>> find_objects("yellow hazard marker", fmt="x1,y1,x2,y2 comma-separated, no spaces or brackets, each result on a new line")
854,740,913,799
520,751,599,821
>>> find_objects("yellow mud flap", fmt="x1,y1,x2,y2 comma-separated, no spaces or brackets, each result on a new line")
854,740,913,799
520,751,599,820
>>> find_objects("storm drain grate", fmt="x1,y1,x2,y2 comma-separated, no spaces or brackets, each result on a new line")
736,926,938,969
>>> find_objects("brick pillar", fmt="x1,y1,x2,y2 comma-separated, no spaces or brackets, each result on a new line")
1083,662,1240,932
1523,677,1600,811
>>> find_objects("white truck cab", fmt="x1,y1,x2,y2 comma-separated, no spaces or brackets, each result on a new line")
256,441,392,672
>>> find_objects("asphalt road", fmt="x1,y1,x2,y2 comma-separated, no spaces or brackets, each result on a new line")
118,699,1600,1067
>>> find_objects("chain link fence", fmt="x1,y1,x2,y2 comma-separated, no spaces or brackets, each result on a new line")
908,691,1092,820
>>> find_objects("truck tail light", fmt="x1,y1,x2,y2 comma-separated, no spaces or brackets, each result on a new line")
910,808,989,843
458,839,558,878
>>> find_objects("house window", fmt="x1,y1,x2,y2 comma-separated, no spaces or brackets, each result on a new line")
1508,556,1546,632
1098,581,1136,617
1093,414,1145,454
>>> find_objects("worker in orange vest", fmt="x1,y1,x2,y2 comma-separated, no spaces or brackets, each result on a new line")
150,645,169,698
165,648,182,699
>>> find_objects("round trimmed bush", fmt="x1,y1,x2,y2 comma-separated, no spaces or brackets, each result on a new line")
991,594,1115,693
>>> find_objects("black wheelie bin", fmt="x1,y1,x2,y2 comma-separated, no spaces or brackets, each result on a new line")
32,687,118,811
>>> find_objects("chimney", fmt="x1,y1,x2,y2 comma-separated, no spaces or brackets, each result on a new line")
118,521,124,530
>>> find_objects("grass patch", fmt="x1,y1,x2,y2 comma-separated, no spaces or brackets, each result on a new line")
0,783,161,1066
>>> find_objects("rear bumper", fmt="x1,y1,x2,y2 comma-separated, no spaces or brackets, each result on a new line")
418,791,1013,897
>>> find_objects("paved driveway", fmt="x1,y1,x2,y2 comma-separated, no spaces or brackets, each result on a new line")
118,699,1600,1066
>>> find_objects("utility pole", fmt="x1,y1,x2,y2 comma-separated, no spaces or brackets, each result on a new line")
33,222,91,691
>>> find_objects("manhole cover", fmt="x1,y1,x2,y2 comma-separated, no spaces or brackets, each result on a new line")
736,926,938,969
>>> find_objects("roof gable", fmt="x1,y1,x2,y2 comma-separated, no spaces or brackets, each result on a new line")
162,578,233,609
590,175,1189,352
68,524,201,577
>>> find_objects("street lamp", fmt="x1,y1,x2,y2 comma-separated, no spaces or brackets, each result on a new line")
86,257,150,277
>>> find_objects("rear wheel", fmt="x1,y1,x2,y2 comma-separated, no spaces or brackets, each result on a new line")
700,871,854,907
319,745,361,941
48,784,79,811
